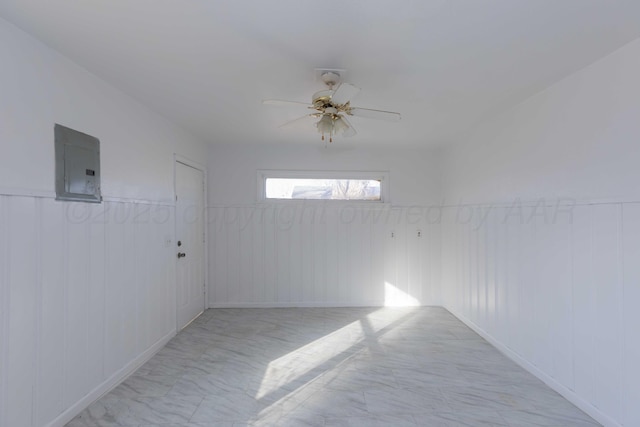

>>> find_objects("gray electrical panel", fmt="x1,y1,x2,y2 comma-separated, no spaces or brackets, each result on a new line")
55,124,102,203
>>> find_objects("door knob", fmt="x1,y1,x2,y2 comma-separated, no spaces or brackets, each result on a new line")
177,252,186,258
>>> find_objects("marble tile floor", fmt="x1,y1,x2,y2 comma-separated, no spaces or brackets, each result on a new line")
67,307,600,427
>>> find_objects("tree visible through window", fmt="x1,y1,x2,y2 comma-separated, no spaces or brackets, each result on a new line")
265,178,381,201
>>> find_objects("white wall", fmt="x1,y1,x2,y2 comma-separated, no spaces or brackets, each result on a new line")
5,5,638,426
0,17,207,427
208,143,442,207
207,143,443,307
444,38,640,205
441,38,640,427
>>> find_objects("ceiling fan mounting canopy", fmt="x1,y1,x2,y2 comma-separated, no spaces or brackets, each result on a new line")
320,71,341,88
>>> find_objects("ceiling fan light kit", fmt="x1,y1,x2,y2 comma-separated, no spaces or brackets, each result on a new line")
264,70,401,143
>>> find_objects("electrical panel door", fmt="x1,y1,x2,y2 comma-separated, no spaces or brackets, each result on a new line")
55,124,101,203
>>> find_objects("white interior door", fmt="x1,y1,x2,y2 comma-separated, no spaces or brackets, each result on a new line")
176,161,205,330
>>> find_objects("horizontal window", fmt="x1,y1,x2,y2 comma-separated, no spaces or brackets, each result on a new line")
266,178,380,200
258,171,388,202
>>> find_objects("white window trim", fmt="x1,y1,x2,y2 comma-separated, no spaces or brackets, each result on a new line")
257,170,390,204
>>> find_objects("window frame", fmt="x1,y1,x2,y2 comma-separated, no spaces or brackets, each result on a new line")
257,170,390,204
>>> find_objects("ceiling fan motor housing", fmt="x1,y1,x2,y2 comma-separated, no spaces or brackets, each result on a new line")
312,89,334,108
312,72,342,107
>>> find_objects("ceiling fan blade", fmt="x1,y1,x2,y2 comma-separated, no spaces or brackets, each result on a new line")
340,116,357,137
263,99,310,108
348,107,401,122
278,114,318,130
331,83,361,105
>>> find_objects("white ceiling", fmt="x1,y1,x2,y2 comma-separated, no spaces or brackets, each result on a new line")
2,0,640,147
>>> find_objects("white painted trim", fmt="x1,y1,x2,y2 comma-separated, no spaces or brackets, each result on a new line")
0,188,175,206
208,203,397,209
209,302,437,308
0,188,56,198
254,200,393,209
257,169,391,203
45,329,175,427
101,196,174,206
440,197,640,209
445,306,619,427
210,302,383,308
174,154,209,320
174,154,207,173
0,197,10,427
211,200,640,210
33,198,43,425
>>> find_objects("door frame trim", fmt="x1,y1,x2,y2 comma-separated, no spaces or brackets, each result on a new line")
174,154,208,331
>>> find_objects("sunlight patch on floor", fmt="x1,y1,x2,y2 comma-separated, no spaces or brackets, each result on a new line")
255,320,364,399
254,306,416,403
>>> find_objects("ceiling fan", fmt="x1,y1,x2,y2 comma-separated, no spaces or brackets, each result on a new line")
263,71,401,143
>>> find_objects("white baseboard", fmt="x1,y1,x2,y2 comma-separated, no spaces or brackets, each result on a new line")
208,301,427,308
445,306,617,427
209,301,383,308
208,302,444,309
45,329,176,427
